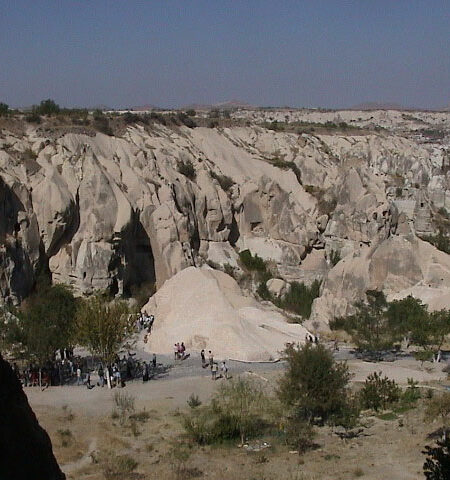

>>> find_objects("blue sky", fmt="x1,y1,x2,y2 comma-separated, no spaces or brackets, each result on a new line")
0,1,449,109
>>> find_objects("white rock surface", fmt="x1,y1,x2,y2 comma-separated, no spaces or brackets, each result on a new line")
141,267,309,361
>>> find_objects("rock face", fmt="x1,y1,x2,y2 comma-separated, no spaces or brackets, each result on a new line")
0,354,65,480
141,266,309,360
0,109,450,326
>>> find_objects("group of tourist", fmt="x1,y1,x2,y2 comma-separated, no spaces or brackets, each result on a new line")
174,342,189,360
200,349,229,380
138,311,154,333
305,333,319,345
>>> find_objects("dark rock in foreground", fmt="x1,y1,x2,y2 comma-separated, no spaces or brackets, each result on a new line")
0,354,65,480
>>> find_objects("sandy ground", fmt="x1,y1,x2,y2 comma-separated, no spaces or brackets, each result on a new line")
26,353,449,480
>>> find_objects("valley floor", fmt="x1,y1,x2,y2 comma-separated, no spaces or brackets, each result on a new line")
27,352,448,480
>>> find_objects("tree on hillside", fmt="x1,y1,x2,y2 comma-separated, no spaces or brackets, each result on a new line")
76,295,134,387
214,377,269,445
2,284,77,365
386,295,428,344
333,290,394,352
387,296,450,355
34,99,60,115
277,343,354,426
426,310,450,354
0,102,9,115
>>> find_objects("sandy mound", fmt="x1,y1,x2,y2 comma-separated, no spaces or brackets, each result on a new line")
141,266,309,361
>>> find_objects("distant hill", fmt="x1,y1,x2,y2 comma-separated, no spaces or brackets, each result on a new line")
349,102,411,111
129,104,158,111
181,99,255,111
213,99,254,110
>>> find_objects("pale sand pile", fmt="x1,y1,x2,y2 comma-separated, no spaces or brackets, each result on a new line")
141,266,309,361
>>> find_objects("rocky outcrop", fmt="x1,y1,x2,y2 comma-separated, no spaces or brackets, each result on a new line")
141,266,309,361
0,110,450,326
0,354,65,480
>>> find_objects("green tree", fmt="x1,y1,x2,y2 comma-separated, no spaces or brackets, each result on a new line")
76,295,133,386
427,310,450,353
277,343,353,425
423,436,450,480
3,284,77,365
214,377,269,445
337,290,393,352
34,99,60,115
0,102,9,115
386,295,428,344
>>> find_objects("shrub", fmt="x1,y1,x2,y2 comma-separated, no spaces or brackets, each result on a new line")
101,452,138,479
238,250,267,272
359,372,401,411
330,249,341,266
187,393,202,408
129,410,150,423
34,99,60,115
278,343,353,425
182,377,270,445
0,102,9,115
210,171,234,191
57,429,73,447
423,436,450,480
169,441,192,480
421,230,450,255
177,159,196,180
25,112,41,123
401,378,421,405
223,263,236,278
281,410,316,453
22,148,37,161
277,280,321,319
113,391,135,424
92,111,113,136
214,377,270,444
257,281,272,301
122,112,140,124
425,393,450,424
353,467,364,477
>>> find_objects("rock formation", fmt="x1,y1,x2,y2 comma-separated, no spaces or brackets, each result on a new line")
0,354,65,480
0,109,449,329
141,266,309,360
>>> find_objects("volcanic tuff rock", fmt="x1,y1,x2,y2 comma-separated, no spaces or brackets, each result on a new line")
0,109,449,325
141,266,310,361
0,354,65,479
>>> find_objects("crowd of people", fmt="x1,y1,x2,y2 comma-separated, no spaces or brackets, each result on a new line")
200,349,229,380
173,342,189,360
137,311,154,333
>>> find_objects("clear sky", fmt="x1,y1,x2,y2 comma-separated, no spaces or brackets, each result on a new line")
0,0,449,109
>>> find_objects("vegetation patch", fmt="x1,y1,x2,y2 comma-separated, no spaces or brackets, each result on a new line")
177,159,196,180
210,171,234,191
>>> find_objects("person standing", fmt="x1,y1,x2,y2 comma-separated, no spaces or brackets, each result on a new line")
221,361,228,380
208,351,214,367
200,349,206,366
98,365,105,387
76,366,82,386
143,361,149,382
152,353,157,369
211,362,218,380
